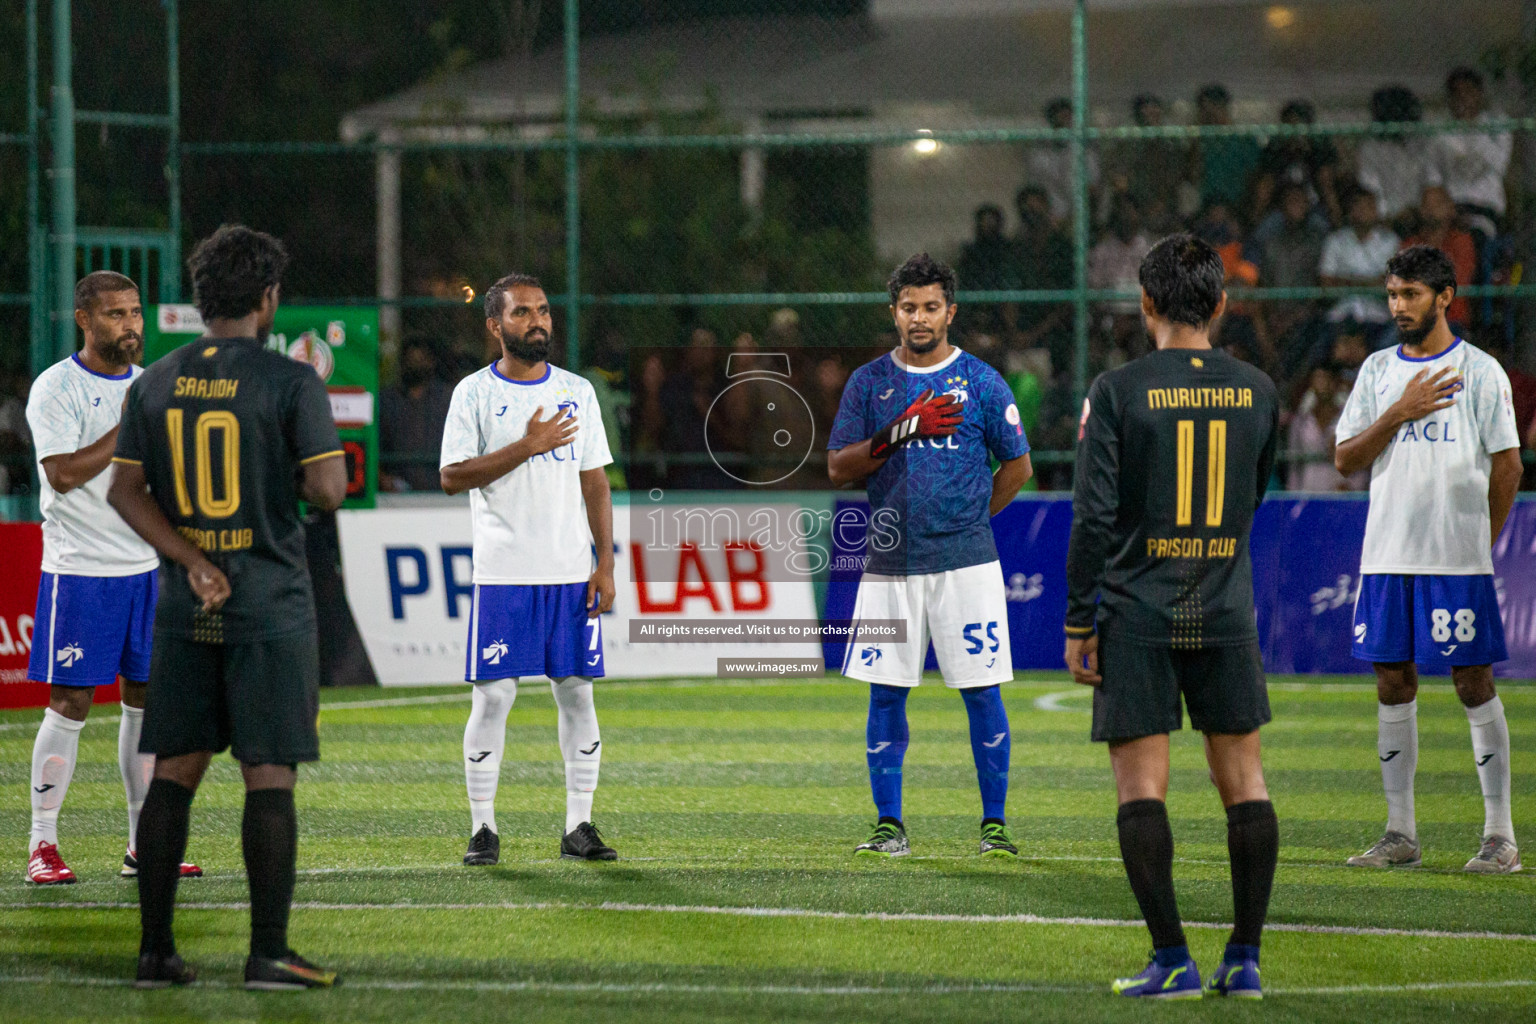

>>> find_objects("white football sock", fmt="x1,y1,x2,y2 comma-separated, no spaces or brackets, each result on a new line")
464,679,516,835
118,705,153,852
30,708,85,853
1466,696,1515,844
551,677,601,834
1378,700,1418,841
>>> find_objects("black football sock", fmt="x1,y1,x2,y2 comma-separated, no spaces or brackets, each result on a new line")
242,788,298,960
1117,798,1187,952
1225,799,1279,950
137,779,194,957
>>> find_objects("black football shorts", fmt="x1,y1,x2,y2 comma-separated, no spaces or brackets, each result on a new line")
1091,632,1270,743
140,627,321,764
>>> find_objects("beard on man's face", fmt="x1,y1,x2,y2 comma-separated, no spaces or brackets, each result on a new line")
904,326,941,355
505,327,551,363
1395,308,1436,346
99,331,141,365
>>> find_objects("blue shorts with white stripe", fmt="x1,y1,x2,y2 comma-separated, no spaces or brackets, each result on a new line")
465,582,605,681
27,569,157,687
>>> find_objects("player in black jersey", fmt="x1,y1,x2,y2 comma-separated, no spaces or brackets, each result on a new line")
108,225,346,990
1064,236,1281,999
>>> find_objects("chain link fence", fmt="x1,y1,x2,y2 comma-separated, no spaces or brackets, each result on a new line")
5,0,1536,501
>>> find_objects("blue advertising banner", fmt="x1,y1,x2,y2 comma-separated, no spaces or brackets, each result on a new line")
825,496,1536,678
1250,497,1371,675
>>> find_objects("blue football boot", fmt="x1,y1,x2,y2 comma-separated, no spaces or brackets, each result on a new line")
1111,952,1203,999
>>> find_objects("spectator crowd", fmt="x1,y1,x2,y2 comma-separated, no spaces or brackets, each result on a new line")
376,70,1536,496
951,69,1536,490
8,70,1532,501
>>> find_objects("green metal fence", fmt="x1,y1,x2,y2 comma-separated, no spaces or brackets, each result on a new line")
6,0,1536,501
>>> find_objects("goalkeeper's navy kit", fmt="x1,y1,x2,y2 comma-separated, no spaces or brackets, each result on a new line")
828,343,1030,854
827,348,1029,575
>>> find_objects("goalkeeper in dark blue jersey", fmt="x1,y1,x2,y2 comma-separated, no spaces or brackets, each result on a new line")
828,253,1033,859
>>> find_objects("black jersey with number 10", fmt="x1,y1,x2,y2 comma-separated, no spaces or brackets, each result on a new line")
114,336,342,642
1065,348,1279,647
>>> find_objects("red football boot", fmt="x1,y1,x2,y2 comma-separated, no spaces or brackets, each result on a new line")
27,842,77,885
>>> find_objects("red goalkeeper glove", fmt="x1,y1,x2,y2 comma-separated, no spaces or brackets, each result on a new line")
869,389,963,458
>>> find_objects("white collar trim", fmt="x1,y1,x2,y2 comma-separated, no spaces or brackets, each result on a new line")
888,347,963,374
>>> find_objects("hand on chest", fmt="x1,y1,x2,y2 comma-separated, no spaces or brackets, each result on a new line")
1382,365,1469,447
486,389,583,462
877,375,983,452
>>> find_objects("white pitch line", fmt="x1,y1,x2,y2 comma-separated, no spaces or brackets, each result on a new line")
1271,978,1536,996
320,693,471,711
0,971,1532,999
5,848,1499,886
6,898,1534,943
0,679,819,731
0,974,1083,995
0,692,474,732
0,712,120,733
0,677,1517,731
1030,682,1487,712
321,676,851,706
291,857,666,875
1032,690,1089,712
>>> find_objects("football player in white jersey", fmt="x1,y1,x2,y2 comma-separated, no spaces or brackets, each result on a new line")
440,273,618,865
24,272,200,884
1335,245,1523,873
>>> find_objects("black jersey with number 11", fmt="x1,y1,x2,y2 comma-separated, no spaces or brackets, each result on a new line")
114,336,342,642
1065,348,1279,647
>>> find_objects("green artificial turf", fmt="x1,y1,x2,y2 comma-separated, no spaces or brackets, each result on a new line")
2,673,1533,1022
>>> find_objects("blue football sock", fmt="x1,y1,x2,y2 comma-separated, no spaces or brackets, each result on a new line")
866,684,910,821
1224,942,1260,965
961,685,1010,821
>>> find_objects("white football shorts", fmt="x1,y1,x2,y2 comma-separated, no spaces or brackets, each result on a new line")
841,560,1013,688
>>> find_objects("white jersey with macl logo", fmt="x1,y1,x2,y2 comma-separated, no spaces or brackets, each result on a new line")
440,362,612,584
1335,338,1520,575
27,354,158,576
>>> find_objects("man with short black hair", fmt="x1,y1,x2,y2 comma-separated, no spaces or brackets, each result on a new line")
1428,67,1511,241
1251,98,1340,233
109,224,348,989
24,271,202,886
1066,234,1280,998
1319,187,1400,345
1335,244,1523,874
829,253,1033,860
1357,86,1432,227
440,272,618,867
956,203,1021,338
1025,96,1099,226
